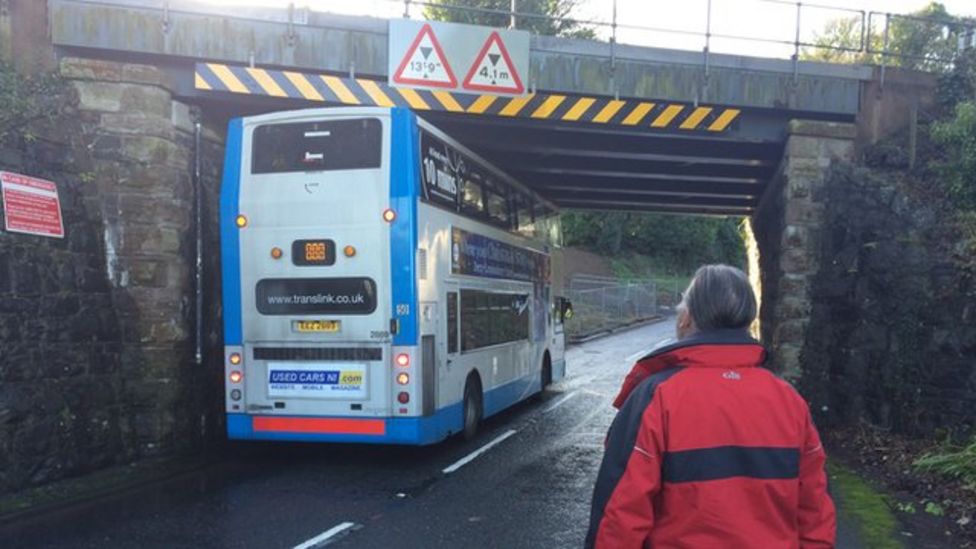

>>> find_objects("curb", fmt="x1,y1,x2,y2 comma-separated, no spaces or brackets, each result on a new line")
568,314,668,345
0,453,223,529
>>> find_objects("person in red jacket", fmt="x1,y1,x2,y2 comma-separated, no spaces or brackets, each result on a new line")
585,264,836,548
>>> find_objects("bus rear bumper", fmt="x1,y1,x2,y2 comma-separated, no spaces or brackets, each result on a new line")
227,407,462,445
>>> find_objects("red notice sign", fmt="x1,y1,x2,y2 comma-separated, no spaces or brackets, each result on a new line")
0,171,65,238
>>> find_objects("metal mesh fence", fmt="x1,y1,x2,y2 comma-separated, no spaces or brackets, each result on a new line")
564,275,659,339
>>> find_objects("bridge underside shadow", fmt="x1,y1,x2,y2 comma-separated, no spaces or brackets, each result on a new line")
422,112,785,217
197,92,812,217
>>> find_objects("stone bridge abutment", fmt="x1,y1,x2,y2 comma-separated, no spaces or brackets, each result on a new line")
750,121,857,381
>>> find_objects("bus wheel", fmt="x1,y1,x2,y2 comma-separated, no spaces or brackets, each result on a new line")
462,376,483,441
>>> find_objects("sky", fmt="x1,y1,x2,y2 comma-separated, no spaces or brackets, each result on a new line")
194,0,976,60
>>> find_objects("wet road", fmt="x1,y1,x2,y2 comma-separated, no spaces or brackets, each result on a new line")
6,320,676,549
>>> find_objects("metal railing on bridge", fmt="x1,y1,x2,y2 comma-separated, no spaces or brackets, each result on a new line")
397,0,976,91
78,1,976,93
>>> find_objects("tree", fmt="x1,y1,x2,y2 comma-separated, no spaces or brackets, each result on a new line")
561,211,746,273
887,2,959,71
424,0,595,39
932,100,976,209
803,16,881,65
801,2,968,71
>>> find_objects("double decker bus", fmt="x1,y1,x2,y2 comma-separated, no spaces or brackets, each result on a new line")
220,107,568,444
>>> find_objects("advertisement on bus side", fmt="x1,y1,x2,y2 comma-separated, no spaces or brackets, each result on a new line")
451,227,549,341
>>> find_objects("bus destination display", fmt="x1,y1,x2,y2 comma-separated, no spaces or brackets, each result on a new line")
292,239,336,266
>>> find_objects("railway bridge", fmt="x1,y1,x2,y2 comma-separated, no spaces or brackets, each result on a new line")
0,0,937,498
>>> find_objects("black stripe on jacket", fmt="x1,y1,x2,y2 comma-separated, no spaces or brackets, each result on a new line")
584,367,683,549
663,446,800,483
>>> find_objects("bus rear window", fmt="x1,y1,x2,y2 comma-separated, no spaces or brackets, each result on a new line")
251,118,382,174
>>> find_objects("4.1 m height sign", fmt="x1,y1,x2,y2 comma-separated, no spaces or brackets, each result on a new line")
389,19,529,96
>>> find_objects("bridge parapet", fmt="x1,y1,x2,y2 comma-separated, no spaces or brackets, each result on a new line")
46,0,867,117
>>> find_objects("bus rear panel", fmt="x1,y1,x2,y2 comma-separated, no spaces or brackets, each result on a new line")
221,107,563,445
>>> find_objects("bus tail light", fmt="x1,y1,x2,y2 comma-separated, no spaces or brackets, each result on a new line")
397,392,410,404
395,353,410,367
229,352,242,366
396,372,409,385
382,208,396,223
229,371,243,383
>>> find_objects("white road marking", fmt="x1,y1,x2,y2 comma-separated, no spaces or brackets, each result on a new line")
293,522,358,549
543,390,579,413
442,430,518,474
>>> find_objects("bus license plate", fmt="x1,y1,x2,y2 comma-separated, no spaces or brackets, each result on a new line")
294,320,341,333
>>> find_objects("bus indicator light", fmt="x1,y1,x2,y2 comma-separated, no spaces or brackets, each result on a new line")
396,372,410,385
230,389,242,401
397,392,410,404
395,353,410,367
229,353,242,365
343,245,356,258
270,247,283,259
229,371,243,383
235,215,248,228
383,208,397,223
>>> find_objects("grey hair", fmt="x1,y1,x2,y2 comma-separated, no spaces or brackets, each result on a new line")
681,264,757,331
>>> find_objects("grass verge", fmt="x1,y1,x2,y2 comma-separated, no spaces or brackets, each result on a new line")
829,462,904,549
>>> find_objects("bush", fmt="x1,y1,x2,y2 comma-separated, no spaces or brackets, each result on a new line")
931,101,976,209
913,439,976,490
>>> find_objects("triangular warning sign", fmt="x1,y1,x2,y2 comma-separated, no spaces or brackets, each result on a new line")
462,31,524,94
393,23,458,89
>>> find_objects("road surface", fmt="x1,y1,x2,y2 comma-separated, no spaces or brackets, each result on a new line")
5,319,859,548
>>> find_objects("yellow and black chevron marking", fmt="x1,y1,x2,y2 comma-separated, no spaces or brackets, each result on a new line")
195,63,741,133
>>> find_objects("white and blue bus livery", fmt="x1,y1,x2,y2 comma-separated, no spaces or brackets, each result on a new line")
221,107,567,444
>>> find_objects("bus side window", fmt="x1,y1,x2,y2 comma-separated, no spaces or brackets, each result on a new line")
515,194,534,237
447,292,458,354
461,177,483,216
485,189,509,228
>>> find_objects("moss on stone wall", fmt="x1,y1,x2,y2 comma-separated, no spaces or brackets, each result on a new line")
0,59,227,498
801,162,976,436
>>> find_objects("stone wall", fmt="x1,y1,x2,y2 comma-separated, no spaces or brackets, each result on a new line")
0,57,226,495
800,164,976,435
750,120,856,381
0,112,127,492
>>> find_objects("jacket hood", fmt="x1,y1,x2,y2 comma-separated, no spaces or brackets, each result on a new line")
612,329,767,409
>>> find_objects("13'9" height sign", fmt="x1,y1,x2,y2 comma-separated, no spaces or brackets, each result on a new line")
389,19,530,96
